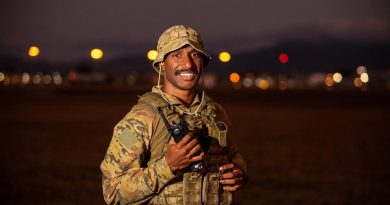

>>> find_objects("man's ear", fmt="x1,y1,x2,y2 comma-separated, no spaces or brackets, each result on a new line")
160,62,165,71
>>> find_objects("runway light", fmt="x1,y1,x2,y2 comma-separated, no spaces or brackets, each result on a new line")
219,51,231,63
325,73,334,87
21,73,30,85
360,73,369,83
354,78,362,87
356,66,367,75
28,46,40,57
243,77,254,88
279,53,288,64
0,72,4,82
333,72,343,83
52,72,63,85
147,50,158,61
258,79,270,90
90,48,104,60
43,74,52,85
229,72,240,83
32,73,42,85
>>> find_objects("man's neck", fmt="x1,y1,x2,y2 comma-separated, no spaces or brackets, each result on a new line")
162,86,196,107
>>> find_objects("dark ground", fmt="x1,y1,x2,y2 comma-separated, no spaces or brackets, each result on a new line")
1,86,389,205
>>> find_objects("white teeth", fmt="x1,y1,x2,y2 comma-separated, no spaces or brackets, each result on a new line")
179,72,194,77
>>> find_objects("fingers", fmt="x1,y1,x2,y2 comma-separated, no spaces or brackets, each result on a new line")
219,163,235,172
176,133,193,147
190,151,204,162
220,177,244,185
222,184,243,192
220,170,243,179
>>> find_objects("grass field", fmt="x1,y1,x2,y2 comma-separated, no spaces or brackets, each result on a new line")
1,87,389,205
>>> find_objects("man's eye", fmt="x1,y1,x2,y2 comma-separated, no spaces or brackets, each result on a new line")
173,53,181,58
191,52,200,58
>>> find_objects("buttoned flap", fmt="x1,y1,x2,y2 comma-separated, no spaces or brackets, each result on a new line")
208,120,228,147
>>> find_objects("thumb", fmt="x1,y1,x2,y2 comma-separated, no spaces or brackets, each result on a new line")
168,137,175,145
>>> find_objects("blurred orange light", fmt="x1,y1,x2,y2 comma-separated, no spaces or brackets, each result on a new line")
325,73,334,87
258,79,270,90
28,46,40,57
229,72,240,83
354,78,362,88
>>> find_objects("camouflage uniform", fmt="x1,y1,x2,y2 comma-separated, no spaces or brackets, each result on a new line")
100,87,246,204
100,25,246,205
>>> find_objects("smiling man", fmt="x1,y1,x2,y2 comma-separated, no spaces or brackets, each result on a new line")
100,25,247,205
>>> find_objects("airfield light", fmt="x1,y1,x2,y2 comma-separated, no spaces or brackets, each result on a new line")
325,73,334,87
258,79,270,90
229,72,240,83
356,66,367,75
28,46,40,57
21,73,31,85
90,48,104,60
219,51,231,63
333,72,343,83
279,53,288,64
354,78,362,88
147,50,158,61
360,73,369,83
0,72,4,82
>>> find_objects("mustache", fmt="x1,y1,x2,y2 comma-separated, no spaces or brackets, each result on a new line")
174,69,199,76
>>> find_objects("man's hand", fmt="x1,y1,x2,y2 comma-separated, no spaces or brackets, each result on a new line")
219,163,246,192
165,133,204,172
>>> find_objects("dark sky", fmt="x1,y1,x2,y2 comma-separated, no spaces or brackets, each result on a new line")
0,0,389,62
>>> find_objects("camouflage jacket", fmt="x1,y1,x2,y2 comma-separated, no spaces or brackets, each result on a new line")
100,86,246,204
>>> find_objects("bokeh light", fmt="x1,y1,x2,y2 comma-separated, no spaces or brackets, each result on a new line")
356,66,367,75
0,72,4,82
43,74,52,85
219,51,231,63
21,73,30,85
257,79,270,90
354,77,362,87
32,73,43,85
90,48,104,60
229,72,240,83
333,72,343,83
360,73,369,83
279,53,288,64
52,72,63,85
325,73,334,87
28,46,40,57
147,50,158,61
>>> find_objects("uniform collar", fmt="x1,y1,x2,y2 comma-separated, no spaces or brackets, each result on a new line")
151,86,202,110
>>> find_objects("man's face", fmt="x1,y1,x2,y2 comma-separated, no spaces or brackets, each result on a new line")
161,45,203,91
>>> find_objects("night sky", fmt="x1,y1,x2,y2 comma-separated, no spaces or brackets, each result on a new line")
0,0,389,62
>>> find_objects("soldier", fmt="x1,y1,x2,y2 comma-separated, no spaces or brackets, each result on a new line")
100,25,247,205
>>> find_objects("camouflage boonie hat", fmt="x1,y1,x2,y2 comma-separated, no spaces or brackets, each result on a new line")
152,25,212,72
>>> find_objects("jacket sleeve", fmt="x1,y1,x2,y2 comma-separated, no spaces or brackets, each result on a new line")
100,103,175,204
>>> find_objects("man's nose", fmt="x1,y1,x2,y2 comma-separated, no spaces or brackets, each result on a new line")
182,54,195,69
